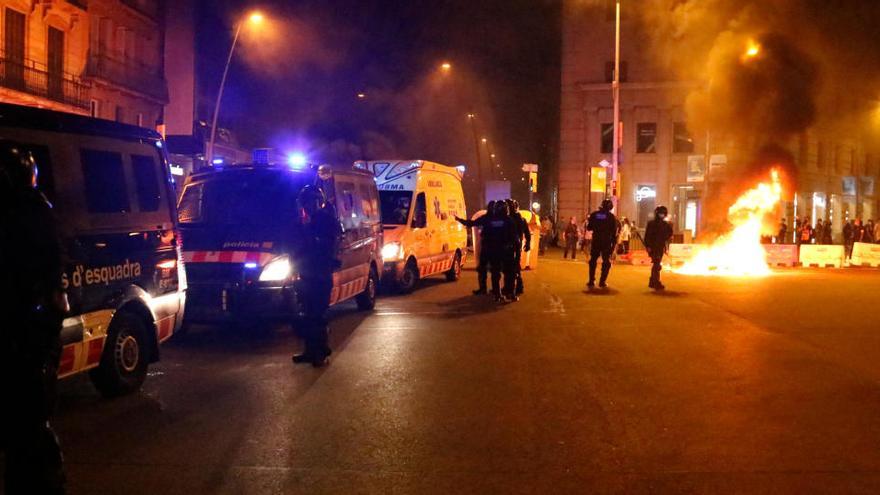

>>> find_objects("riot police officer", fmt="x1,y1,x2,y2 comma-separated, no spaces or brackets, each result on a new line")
0,143,67,494
480,201,517,302
455,200,495,295
506,199,531,296
644,205,674,290
291,185,341,368
586,199,619,289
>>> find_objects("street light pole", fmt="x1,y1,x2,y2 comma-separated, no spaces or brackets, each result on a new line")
469,113,485,206
611,0,621,212
207,12,262,166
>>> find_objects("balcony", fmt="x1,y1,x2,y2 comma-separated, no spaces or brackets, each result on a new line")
0,51,90,110
84,51,168,102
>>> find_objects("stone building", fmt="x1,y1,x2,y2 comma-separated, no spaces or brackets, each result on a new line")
558,1,879,240
0,0,167,127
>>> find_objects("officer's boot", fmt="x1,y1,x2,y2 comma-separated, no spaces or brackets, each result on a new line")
473,272,488,295
599,261,611,288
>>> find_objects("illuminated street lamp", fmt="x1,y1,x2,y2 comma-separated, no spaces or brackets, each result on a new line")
207,11,265,166
441,61,452,72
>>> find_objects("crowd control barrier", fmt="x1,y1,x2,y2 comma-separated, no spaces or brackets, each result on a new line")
667,244,707,266
799,244,845,268
762,244,799,267
851,242,880,267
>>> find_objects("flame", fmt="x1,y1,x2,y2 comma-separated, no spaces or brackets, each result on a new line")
742,39,761,61
676,168,782,277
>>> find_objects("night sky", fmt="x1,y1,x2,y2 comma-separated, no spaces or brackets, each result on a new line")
196,0,560,202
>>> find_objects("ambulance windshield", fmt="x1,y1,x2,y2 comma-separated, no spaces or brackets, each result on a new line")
179,170,308,226
379,190,413,225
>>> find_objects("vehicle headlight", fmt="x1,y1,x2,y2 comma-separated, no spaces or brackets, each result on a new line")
382,242,403,261
259,256,293,282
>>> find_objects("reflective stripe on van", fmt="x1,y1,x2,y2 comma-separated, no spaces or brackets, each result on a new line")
183,251,275,265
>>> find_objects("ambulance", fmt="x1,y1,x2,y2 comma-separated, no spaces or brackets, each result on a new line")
359,160,467,292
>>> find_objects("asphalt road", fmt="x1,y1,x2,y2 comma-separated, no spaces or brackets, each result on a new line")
43,252,880,493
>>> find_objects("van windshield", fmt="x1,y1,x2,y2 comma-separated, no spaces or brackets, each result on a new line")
379,190,413,225
179,171,308,226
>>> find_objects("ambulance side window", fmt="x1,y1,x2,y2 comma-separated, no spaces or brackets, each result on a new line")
412,192,427,229
335,181,356,230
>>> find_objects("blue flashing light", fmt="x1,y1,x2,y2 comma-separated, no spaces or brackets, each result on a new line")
456,165,466,173
155,140,164,148
244,262,259,269
212,158,224,165
288,152,308,169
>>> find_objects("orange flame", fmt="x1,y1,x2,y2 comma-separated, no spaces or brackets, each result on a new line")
676,168,782,277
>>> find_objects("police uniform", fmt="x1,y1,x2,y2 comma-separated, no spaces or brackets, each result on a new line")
509,206,531,295
293,188,341,367
455,201,495,295
1,146,66,494
480,204,517,301
644,208,673,289
586,202,618,287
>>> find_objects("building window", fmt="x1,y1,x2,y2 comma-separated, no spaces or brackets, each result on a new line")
115,105,124,123
673,122,694,153
80,149,130,213
636,123,657,153
600,123,613,154
4,8,26,88
604,61,628,83
89,100,100,118
131,154,160,212
47,27,65,99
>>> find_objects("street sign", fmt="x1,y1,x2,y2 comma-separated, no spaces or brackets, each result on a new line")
709,154,727,172
522,163,538,173
598,159,610,168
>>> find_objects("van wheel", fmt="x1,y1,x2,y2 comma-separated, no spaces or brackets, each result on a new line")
398,260,420,294
90,312,149,398
356,267,379,311
446,252,462,281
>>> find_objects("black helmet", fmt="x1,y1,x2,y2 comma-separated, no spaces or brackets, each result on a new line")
0,141,38,192
509,199,519,211
600,199,614,211
654,205,668,218
493,200,509,217
297,185,326,216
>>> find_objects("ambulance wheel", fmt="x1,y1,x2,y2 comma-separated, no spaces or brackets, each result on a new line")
446,252,462,282
90,312,149,397
398,260,420,294
356,267,379,311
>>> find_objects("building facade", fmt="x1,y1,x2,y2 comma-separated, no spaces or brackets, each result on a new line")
559,1,879,240
0,0,167,126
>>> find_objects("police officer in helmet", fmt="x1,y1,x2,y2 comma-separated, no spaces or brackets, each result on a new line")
292,185,341,367
0,142,67,493
506,199,531,297
455,200,496,295
586,198,618,289
644,205,673,290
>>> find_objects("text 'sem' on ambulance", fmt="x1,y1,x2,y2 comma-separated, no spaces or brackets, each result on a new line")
359,160,467,293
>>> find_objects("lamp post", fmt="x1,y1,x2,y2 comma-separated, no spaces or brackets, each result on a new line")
206,11,264,166
610,0,621,212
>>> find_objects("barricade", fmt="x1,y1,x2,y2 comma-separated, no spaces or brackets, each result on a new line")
762,244,799,267
851,242,880,267
667,244,707,266
799,244,845,268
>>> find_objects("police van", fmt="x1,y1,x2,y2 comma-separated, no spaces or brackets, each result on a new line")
177,163,382,326
358,160,467,292
0,103,185,397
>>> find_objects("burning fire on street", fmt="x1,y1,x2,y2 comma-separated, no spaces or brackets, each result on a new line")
675,168,783,277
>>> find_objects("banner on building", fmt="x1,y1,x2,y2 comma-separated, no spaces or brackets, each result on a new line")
590,167,607,193
687,155,705,182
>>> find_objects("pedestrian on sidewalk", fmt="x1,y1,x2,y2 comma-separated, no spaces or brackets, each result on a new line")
619,218,632,254
562,216,579,260
645,206,673,290
586,199,618,289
